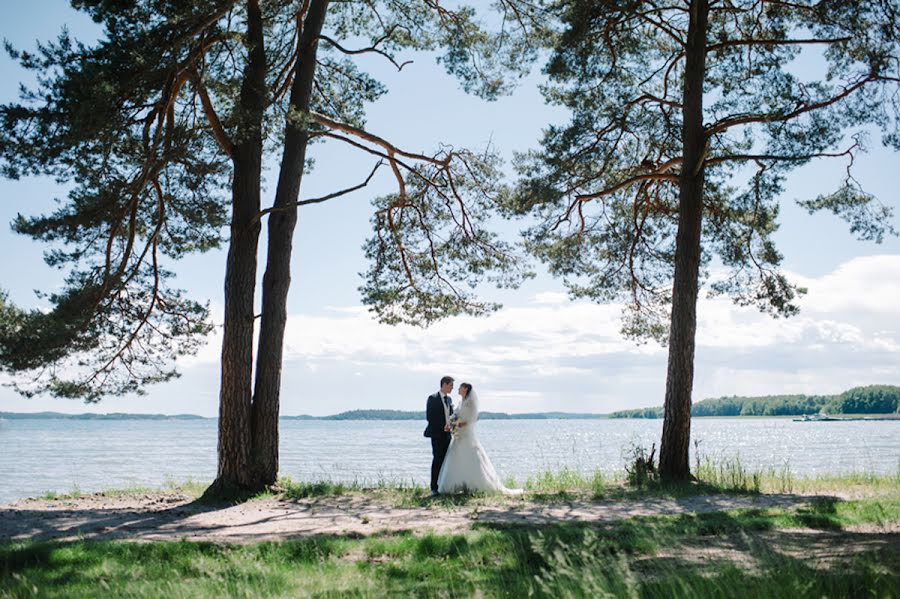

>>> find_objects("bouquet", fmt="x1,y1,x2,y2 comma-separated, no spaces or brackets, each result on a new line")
448,413,461,439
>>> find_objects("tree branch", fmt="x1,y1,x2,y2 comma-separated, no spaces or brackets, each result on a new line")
624,92,683,110
251,160,383,225
575,173,679,202
190,69,234,159
318,31,413,72
706,74,874,137
311,111,451,166
705,147,856,167
707,36,852,53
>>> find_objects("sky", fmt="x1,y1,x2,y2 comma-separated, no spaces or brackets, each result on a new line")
0,3,898,417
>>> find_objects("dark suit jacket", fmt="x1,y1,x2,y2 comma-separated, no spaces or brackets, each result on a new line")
424,392,451,441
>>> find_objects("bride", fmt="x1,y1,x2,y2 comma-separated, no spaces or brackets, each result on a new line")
437,383,522,495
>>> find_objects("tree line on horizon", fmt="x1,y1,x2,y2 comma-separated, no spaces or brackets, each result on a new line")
610,385,900,418
0,1,897,491
0,409,605,420
5,385,899,421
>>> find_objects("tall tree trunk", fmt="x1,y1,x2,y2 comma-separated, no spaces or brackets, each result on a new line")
249,0,331,487
659,0,708,482
211,0,267,493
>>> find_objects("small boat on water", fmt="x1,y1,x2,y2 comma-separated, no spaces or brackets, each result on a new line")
793,413,841,422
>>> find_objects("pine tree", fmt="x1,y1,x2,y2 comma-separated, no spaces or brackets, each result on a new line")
506,0,898,480
0,0,542,492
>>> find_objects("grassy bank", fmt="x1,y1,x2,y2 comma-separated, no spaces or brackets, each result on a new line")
4,462,898,597
30,460,900,508
273,457,899,505
2,496,897,598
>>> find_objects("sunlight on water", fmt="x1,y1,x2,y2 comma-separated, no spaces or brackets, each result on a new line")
0,418,897,503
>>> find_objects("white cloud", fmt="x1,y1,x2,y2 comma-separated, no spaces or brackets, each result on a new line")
794,255,900,315
98,254,900,416
533,291,568,304
486,390,545,405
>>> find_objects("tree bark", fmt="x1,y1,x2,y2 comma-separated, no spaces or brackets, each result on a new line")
249,0,331,487
211,0,267,493
659,0,708,482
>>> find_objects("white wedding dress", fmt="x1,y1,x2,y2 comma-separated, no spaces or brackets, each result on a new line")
437,390,522,495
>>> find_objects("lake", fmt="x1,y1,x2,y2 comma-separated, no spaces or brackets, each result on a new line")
0,417,897,504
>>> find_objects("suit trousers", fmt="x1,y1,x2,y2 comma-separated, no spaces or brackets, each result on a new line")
430,435,451,492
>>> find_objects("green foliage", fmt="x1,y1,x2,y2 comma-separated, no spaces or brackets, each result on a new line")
505,0,899,342
0,2,244,400
826,385,900,414
798,182,895,243
0,0,546,399
360,149,532,326
609,406,665,419
610,385,900,417
624,443,659,488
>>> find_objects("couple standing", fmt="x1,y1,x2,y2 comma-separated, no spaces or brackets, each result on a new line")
424,376,521,496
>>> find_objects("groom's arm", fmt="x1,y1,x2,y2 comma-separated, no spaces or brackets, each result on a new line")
426,395,444,431
425,395,438,426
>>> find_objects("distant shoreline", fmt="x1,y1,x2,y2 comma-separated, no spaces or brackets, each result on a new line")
0,410,609,421
3,411,898,422
3,385,897,422
608,385,899,419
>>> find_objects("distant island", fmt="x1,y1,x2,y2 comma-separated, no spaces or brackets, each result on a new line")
5,386,898,421
284,410,607,420
0,412,207,421
0,410,608,421
609,385,900,418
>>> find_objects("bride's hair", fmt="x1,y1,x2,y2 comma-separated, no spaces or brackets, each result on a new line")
460,383,473,397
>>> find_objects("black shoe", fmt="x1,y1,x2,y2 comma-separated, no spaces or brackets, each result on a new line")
429,490,440,498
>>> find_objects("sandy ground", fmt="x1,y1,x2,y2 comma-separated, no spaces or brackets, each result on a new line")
2,491,891,545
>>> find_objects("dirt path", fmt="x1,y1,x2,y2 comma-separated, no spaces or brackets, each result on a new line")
2,491,881,544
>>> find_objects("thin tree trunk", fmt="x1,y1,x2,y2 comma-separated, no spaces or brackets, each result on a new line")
659,0,708,482
249,0,331,487
210,0,267,494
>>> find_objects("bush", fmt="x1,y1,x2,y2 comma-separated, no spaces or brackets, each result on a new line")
625,443,658,488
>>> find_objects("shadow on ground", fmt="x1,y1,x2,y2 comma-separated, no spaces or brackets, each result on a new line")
0,490,885,545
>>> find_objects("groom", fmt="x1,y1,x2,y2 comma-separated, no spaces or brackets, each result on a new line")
424,375,454,497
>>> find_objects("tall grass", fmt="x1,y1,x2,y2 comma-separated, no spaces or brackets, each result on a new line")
35,479,208,502
30,457,900,506
524,468,606,498
532,531,898,599
694,455,762,493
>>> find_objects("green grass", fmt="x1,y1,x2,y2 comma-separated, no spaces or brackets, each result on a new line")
524,467,607,499
32,462,900,510
516,459,895,501
36,478,208,502
758,469,900,495
2,497,897,598
28,452,900,511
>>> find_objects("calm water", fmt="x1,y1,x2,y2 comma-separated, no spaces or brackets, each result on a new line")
0,418,897,504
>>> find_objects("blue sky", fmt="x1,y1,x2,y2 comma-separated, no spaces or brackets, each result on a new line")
1,2,898,416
